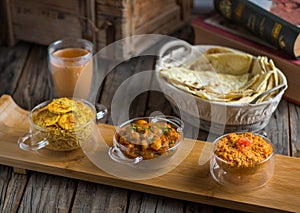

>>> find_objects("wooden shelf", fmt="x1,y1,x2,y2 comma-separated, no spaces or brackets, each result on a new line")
0,94,299,213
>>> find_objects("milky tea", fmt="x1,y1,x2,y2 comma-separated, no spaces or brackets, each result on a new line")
48,39,94,98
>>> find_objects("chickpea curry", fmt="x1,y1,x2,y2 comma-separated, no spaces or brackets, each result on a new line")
115,119,182,160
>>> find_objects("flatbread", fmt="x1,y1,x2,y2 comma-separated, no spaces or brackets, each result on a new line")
189,47,254,75
159,47,282,103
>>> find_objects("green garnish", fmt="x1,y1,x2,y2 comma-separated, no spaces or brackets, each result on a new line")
130,124,137,131
147,137,154,142
163,126,169,134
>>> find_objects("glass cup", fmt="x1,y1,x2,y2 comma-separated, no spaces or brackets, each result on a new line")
48,38,94,98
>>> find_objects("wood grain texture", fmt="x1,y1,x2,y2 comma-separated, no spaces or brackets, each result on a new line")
0,0,14,46
289,102,300,157
0,166,13,212
18,172,77,213
0,42,30,96
133,0,177,29
4,0,190,59
0,95,299,212
12,44,51,110
72,181,128,213
10,0,84,45
2,173,28,213
155,197,185,213
97,56,156,124
264,99,290,155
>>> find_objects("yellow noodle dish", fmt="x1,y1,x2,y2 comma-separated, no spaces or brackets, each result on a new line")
30,97,95,151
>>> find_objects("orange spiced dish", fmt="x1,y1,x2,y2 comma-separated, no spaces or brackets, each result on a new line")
214,132,273,174
114,119,182,160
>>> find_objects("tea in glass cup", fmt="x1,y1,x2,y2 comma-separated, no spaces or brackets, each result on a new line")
48,38,94,98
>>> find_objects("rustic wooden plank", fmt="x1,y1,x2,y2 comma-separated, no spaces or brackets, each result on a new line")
146,90,175,117
99,57,143,124
12,44,51,110
0,42,30,96
177,0,192,22
72,181,128,212
0,106,300,213
11,0,83,45
171,24,195,44
264,99,290,156
135,6,182,35
156,197,185,213
5,0,189,59
0,0,15,46
127,56,157,118
96,4,128,17
134,0,177,29
129,190,187,213
97,64,127,124
128,191,203,213
96,0,128,8
126,191,143,212
1,172,28,213
0,165,13,212
289,102,300,157
18,172,77,213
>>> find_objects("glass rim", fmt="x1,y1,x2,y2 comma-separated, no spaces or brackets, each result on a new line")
113,116,185,154
213,132,274,167
115,116,184,130
29,98,96,132
48,38,94,61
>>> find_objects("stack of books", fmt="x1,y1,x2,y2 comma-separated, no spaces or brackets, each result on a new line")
192,0,300,105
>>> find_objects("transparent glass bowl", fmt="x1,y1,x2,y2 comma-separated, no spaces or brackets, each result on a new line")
18,98,96,161
108,116,184,169
210,132,275,191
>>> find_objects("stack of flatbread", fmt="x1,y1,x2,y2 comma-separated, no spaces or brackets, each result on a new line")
159,47,282,103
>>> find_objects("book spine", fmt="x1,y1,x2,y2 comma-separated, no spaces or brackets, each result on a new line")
214,0,300,59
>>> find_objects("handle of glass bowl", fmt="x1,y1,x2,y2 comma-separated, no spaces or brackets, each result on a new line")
152,115,184,133
18,132,49,151
95,103,108,122
108,146,143,164
166,116,184,132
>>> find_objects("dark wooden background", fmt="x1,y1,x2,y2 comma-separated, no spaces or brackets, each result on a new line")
0,25,299,212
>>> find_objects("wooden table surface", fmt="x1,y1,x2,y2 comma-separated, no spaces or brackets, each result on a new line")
0,27,299,213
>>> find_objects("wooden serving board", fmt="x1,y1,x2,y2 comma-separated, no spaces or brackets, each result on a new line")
0,94,299,213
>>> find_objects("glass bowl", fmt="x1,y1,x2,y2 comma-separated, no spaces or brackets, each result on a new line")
18,97,96,160
210,132,275,191
108,116,184,169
